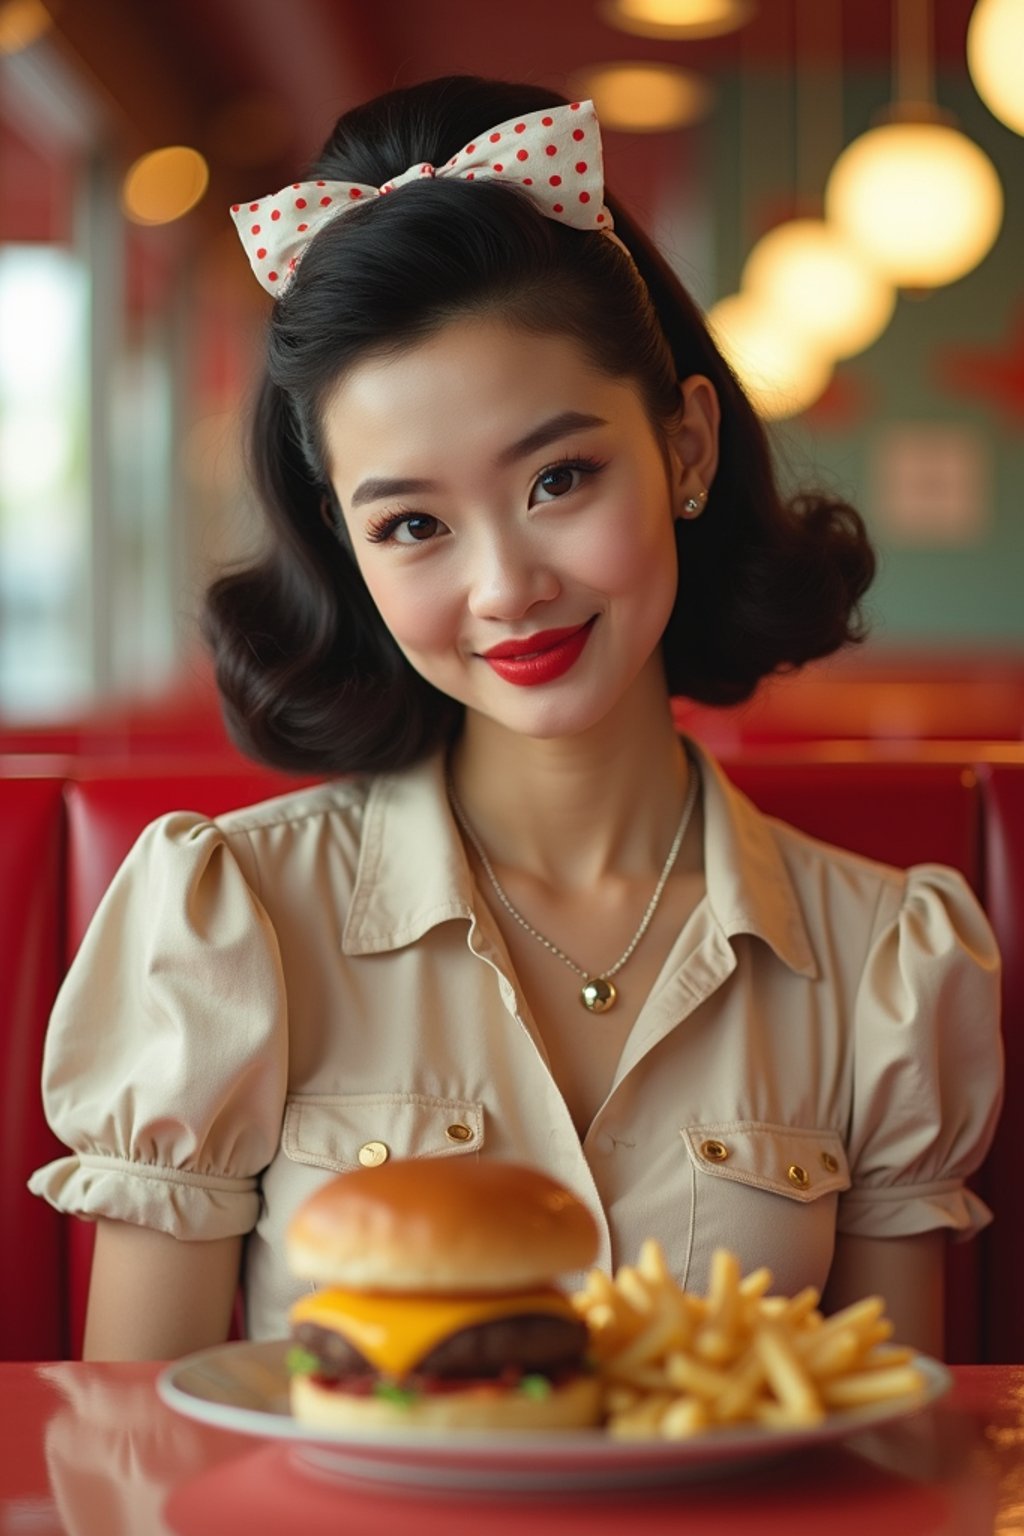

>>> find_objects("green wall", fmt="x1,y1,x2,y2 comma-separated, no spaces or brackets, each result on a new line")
703,68,1024,648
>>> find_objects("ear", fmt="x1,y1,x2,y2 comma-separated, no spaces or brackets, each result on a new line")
665,374,720,518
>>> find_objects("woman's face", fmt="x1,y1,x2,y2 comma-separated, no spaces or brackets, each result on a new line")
322,316,690,742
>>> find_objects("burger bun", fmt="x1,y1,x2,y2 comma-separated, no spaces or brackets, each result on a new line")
286,1157,599,1291
290,1370,603,1433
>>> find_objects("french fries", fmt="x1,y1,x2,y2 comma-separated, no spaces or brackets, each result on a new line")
572,1241,927,1440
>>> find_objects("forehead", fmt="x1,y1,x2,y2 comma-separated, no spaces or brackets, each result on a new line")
321,316,645,479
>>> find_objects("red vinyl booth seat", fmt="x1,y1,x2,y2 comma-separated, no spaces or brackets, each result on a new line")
2,752,1012,1361
0,778,68,1359
726,760,982,885
977,764,1024,1362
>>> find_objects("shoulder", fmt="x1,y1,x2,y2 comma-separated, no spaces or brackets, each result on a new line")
693,741,996,977
106,775,379,909
768,805,996,958
767,811,906,901
214,775,374,841
766,810,990,936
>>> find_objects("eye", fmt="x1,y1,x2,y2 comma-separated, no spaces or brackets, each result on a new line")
530,456,604,506
365,511,446,545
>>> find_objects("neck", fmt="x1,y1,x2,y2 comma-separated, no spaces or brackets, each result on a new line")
448,676,693,890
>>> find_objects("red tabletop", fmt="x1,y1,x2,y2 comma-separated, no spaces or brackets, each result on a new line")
0,1360,1019,1535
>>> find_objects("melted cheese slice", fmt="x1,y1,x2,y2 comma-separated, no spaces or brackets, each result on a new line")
290,1287,577,1379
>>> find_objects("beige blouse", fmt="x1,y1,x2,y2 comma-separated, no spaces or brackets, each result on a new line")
30,741,1003,1341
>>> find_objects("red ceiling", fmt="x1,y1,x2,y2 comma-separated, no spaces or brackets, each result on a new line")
29,0,986,247
104,0,985,168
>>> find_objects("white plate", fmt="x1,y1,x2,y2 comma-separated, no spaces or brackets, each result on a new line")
157,1339,951,1493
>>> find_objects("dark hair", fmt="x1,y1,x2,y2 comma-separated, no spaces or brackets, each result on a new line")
205,74,875,775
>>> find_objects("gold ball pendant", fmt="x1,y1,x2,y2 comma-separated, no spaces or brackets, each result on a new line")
580,977,617,1013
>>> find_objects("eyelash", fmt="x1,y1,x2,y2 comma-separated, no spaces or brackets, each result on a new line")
364,506,428,545
533,454,606,500
363,454,607,546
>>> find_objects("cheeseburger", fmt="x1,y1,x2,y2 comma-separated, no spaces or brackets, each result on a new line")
285,1157,602,1431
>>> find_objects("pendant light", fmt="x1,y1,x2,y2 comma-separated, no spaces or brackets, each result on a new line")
0,0,52,53
600,0,755,40
741,0,895,360
742,219,894,360
707,292,833,419
707,0,833,416
570,62,714,132
825,0,1003,288
967,0,1024,136
122,147,210,226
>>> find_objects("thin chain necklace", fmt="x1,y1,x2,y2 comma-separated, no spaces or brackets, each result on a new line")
447,760,700,1014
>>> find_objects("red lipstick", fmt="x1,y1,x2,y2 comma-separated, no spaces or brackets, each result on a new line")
481,618,596,686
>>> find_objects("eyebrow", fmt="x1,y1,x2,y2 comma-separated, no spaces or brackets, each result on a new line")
348,411,608,509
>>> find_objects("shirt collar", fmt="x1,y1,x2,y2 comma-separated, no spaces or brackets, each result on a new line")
688,737,817,978
342,751,475,955
344,739,817,978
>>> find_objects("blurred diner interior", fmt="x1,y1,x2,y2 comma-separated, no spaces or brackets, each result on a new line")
0,0,1022,757
4,0,1024,1375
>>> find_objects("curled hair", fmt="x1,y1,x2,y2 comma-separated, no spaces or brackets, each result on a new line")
205,75,875,774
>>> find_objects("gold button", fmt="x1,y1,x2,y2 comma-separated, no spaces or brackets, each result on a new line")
787,1164,809,1189
358,1140,389,1168
820,1151,839,1174
446,1123,474,1143
700,1139,729,1162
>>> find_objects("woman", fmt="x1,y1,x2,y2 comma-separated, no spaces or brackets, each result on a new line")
31,77,1002,1361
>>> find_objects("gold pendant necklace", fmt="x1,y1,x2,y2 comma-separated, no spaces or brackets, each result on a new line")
447,759,699,1013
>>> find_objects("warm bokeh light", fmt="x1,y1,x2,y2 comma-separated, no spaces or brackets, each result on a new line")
122,146,210,226
600,0,755,40
825,118,1003,288
967,0,1024,135
707,291,833,418
569,62,713,132
742,219,896,360
0,0,52,54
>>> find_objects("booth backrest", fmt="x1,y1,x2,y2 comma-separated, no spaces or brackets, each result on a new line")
674,654,1024,748
3,750,1021,1361
64,763,308,957
727,761,982,886
977,764,1024,1362
0,778,68,1359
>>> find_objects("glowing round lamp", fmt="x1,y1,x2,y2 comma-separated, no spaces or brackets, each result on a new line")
968,0,1024,135
0,0,52,54
825,118,1003,287
600,0,755,40
571,63,713,132
742,219,896,360
122,146,210,226
707,292,832,419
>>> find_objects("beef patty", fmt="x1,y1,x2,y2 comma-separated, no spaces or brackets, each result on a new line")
293,1311,589,1381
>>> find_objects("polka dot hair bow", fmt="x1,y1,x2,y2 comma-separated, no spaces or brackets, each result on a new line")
230,100,615,297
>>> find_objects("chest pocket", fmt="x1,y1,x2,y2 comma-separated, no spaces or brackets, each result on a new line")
282,1091,485,1174
680,1121,851,1297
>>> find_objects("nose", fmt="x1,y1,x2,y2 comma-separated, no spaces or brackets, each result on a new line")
465,526,560,621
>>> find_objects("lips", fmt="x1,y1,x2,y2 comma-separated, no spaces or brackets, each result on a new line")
480,618,597,687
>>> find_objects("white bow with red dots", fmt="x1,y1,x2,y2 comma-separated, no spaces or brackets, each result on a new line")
230,100,614,296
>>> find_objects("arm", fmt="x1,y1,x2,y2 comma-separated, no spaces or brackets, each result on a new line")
83,1218,243,1361
821,1230,945,1358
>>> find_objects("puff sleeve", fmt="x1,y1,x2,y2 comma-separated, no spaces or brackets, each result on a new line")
28,812,288,1240
837,864,1003,1241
